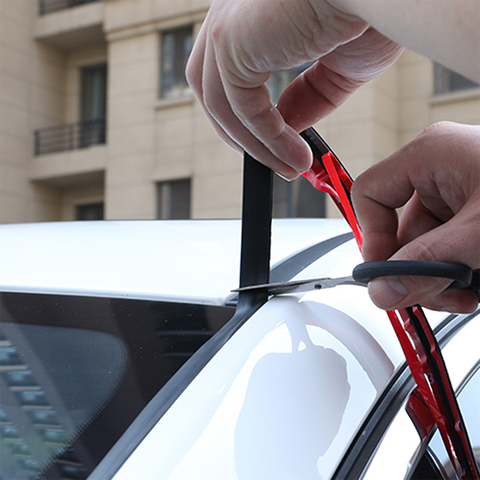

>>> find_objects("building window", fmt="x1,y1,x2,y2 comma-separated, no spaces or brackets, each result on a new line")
273,175,326,218
157,179,191,219
76,202,104,221
434,63,479,95
80,64,107,147
160,26,193,100
267,62,313,104
39,0,101,15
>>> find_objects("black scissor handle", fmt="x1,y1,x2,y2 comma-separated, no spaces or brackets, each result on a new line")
352,260,478,291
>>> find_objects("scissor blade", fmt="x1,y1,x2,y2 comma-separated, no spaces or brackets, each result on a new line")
233,275,361,295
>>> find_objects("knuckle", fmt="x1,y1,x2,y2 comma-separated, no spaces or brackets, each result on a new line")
403,238,439,263
203,95,218,118
185,61,197,89
419,121,458,142
351,173,367,196
209,15,228,44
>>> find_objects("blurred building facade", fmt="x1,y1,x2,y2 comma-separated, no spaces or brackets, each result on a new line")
1,0,479,223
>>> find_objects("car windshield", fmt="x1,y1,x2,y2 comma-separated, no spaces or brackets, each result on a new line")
0,293,234,480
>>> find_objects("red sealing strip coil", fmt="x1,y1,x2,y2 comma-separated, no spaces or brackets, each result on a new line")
301,127,479,480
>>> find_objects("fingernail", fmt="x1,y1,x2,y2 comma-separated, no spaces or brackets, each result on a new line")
369,277,408,309
441,305,461,313
276,171,295,182
281,129,312,174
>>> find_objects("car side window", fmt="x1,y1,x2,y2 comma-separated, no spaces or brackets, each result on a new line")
0,293,234,480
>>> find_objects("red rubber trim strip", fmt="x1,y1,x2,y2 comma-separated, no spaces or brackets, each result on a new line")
302,127,479,480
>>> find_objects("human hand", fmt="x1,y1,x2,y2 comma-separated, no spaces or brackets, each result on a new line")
186,0,403,180
352,122,480,313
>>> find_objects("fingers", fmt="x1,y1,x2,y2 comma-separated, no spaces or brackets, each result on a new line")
187,6,404,177
367,224,480,313
278,28,404,132
383,197,480,312
351,155,414,262
277,61,361,134
186,0,375,176
204,38,312,179
352,122,480,313
368,276,479,313
188,19,301,176
372,219,480,313
220,76,314,177
365,218,480,313
186,18,243,155
187,1,315,178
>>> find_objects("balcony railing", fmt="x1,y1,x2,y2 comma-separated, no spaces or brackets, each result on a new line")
34,119,106,156
39,0,101,15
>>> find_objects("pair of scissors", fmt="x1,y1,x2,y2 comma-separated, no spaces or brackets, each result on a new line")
234,260,480,296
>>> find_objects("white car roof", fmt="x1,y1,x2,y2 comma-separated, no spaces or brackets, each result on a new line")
0,219,351,305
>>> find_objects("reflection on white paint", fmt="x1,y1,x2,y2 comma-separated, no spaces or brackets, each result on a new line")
114,294,400,480
362,410,420,480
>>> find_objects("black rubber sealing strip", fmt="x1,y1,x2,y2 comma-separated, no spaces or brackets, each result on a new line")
238,152,273,300
300,127,354,204
300,127,353,183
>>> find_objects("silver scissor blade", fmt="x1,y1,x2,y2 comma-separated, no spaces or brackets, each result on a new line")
233,275,362,295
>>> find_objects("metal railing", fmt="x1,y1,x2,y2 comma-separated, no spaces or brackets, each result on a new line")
34,119,106,156
39,0,101,15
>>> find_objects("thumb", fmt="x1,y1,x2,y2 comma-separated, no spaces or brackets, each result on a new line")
368,218,479,313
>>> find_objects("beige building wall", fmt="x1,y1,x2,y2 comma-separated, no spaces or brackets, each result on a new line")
104,2,241,220
1,0,479,224
0,0,66,223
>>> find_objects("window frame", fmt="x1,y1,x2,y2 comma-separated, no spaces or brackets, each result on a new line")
156,178,192,220
80,63,107,122
433,63,480,95
76,202,105,221
159,25,194,100
273,174,326,219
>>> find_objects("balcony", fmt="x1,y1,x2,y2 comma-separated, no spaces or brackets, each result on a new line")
34,119,106,156
39,0,101,15
35,0,104,50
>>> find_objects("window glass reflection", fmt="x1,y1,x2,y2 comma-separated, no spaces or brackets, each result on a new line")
0,293,235,479
0,324,127,480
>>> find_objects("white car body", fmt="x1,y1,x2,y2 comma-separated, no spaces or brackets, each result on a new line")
0,219,478,480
